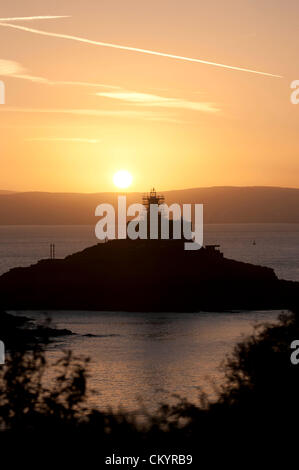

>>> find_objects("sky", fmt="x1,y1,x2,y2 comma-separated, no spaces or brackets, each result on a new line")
0,0,299,192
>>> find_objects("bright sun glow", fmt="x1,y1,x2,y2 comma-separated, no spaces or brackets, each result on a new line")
113,170,133,189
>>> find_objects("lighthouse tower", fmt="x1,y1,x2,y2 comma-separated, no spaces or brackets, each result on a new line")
141,188,192,241
142,188,165,210
142,188,164,239
142,188,186,240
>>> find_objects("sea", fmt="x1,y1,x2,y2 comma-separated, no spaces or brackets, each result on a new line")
1,223,299,411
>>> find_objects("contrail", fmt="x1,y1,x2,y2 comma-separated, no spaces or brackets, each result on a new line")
0,16,70,22
0,22,282,78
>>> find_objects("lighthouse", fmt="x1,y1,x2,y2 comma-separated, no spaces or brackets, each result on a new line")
142,187,165,209
142,188,187,240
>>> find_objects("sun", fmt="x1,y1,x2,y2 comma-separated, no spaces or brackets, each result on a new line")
113,170,133,189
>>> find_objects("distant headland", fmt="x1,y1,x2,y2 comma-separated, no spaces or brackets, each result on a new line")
1,186,299,224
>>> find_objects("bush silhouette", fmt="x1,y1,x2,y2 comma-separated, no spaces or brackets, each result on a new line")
1,310,299,465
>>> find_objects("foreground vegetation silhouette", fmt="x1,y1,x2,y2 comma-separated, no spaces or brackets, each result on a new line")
1,310,299,465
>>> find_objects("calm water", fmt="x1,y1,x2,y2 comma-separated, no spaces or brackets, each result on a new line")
2,224,298,410
12,309,283,411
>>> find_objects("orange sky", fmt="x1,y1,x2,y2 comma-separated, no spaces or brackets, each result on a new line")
0,0,299,192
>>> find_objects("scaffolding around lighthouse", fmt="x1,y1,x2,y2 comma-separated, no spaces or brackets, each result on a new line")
142,188,165,210
141,188,188,240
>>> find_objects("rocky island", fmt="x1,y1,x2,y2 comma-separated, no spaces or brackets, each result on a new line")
0,238,297,312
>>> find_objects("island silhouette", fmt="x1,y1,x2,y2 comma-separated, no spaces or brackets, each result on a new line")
0,237,297,311
1,188,298,312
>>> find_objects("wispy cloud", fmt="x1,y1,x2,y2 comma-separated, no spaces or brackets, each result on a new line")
0,22,282,78
0,59,24,76
26,137,100,143
0,107,181,123
97,90,219,113
0,16,70,22
0,59,119,88
49,80,120,89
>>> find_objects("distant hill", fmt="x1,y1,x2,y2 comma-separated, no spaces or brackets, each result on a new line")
0,186,299,224
0,190,17,195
